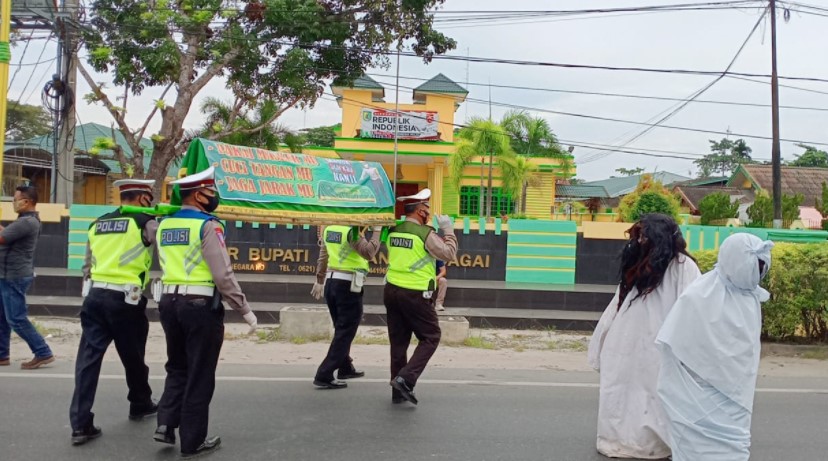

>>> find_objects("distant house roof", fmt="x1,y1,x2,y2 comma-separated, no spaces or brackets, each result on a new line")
728,164,828,207
331,75,385,101
673,186,755,214
582,172,691,198
11,122,178,176
555,184,610,200
413,73,468,103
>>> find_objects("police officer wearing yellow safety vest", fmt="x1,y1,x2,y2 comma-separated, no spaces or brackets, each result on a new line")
69,179,159,445
153,166,256,459
384,189,457,405
311,224,381,389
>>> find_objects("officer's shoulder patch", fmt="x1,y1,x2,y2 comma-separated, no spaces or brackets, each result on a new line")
160,228,190,246
214,227,225,247
94,219,130,235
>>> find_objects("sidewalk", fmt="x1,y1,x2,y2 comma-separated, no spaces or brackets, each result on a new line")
9,317,827,379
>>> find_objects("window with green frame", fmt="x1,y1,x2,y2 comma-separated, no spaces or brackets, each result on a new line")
459,186,515,216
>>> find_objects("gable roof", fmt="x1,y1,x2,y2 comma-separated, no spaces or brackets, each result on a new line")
583,171,691,198
17,122,178,176
728,164,828,207
673,186,755,213
555,184,610,200
331,75,385,101
413,73,468,103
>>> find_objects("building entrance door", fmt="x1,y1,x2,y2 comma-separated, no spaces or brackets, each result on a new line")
393,183,421,219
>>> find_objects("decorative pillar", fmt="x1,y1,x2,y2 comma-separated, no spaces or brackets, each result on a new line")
429,160,445,215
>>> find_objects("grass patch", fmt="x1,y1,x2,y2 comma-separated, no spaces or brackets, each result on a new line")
546,339,588,352
463,336,496,350
289,333,330,345
32,321,62,338
800,349,828,360
255,328,281,343
352,335,390,346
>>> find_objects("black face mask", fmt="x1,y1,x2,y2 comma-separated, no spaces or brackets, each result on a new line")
200,193,220,213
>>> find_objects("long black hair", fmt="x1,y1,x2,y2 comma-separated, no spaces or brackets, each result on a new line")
617,213,695,310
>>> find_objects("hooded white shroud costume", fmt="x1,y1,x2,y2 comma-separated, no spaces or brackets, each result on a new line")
588,255,701,459
656,233,773,461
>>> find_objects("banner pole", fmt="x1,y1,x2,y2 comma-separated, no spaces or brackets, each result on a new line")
392,45,401,198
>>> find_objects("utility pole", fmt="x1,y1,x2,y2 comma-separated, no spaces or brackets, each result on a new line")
54,0,78,205
0,0,12,209
770,0,782,228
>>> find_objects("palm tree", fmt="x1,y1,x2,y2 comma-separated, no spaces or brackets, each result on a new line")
199,98,302,152
500,155,542,215
500,110,571,210
451,118,515,217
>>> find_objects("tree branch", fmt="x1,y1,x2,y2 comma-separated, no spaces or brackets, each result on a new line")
137,82,174,141
77,61,145,169
109,125,131,175
209,96,302,140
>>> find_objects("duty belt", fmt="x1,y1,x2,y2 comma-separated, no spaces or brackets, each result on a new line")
161,285,214,296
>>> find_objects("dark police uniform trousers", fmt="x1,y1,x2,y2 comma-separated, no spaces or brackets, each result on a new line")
315,278,362,381
383,282,442,394
70,288,153,430
156,293,224,454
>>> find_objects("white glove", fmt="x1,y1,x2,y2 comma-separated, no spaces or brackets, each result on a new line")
310,282,324,300
81,279,91,297
243,312,258,334
372,226,382,232
436,215,453,231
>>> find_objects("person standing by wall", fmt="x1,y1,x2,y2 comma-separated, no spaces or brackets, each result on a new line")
311,224,381,389
435,260,447,311
0,185,53,370
69,179,160,445
384,189,457,405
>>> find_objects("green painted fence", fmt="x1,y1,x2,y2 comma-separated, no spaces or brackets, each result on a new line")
680,225,828,252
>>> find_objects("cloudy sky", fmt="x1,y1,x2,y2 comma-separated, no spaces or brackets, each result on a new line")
8,0,828,181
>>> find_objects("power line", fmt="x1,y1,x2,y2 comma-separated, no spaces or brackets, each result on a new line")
579,5,768,163
367,73,828,112
8,30,36,90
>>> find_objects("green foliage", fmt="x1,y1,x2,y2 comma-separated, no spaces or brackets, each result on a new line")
80,0,456,182
789,144,828,168
694,137,754,177
618,175,681,222
5,101,52,141
615,167,644,177
746,192,803,227
302,125,337,147
815,182,828,218
699,192,739,225
693,242,828,343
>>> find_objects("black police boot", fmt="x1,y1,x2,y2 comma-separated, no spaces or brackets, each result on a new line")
71,425,102,445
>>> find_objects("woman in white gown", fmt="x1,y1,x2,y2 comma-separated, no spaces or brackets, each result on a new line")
656,233,773,461
587,214,701,459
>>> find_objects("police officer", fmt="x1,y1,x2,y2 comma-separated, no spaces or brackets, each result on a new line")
384,189,457,405
311,224,381,389
69,178,159,445
153,167,257,459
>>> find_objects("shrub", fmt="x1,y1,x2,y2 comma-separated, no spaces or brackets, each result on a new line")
699,192,739,225
746,191,803,227
618,175,681,222
692,241,828,343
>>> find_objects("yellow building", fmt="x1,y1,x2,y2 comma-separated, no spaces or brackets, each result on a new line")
304,74,573,218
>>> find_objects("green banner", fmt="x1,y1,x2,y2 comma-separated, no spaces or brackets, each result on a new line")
174,139,395,224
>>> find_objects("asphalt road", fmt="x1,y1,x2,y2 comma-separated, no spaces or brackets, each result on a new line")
1,362,826,461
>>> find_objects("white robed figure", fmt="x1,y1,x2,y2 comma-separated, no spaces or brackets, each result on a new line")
656,233,773,461
588,214,701,459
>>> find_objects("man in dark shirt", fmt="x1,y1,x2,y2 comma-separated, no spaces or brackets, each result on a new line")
0,185,53,369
